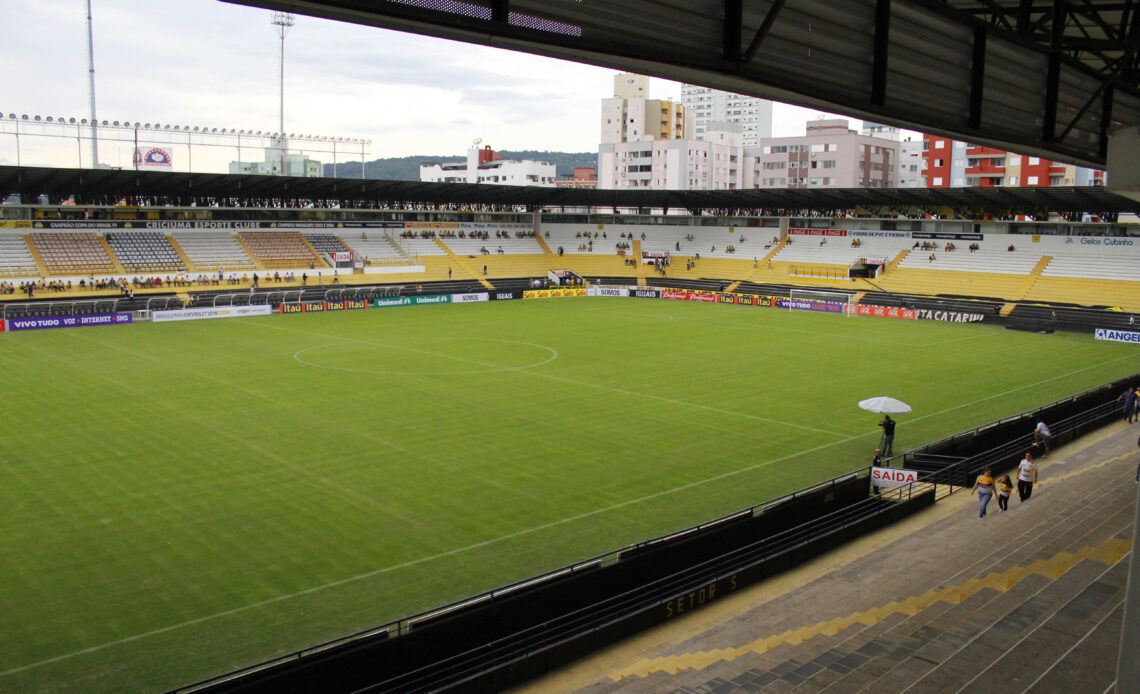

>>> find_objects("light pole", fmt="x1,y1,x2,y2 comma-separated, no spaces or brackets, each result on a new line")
271,12,294,176
86,0,99,168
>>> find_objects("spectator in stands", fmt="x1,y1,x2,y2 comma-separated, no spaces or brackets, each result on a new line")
879,416,896,456
928,253,936,262
1119,386,1138,423
1034,420,1052,457
971,468,995,518
1007,244,1015,251
997,475,1013,513
1017,451,1038,502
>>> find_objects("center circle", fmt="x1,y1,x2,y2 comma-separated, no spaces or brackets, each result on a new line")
294,338,558,375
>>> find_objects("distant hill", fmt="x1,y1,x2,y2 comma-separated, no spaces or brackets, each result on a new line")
322,151,597,181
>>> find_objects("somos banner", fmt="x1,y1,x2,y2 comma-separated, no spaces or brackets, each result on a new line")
451,292,489,303
1095,328,1140,344
847,305,917,320
872,466,919,490
6,313,133,331
777,298,845,313
152,305,272,322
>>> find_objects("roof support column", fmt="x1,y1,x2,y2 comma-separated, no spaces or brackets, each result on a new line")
723,0,743,62
1106,123,1140,202
969,26,987,129
872,0,891,105
1043,0,1068,141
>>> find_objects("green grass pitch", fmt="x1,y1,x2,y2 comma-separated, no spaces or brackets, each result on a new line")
0,297,1136,692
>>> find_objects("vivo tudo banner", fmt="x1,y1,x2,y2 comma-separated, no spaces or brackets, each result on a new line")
524,288,587,299
660,290,717,302
846,304,917,320
151,305,273,323
776,298,845,313
871,466,919,490
1095,328,1140,344
5,312,133,332
451,292,489,303
373,295,452,308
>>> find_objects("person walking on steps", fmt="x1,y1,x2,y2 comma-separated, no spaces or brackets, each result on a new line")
972,468,995,519
1017,451,1038,502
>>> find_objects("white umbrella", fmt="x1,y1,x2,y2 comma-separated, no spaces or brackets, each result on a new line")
858,396,912,414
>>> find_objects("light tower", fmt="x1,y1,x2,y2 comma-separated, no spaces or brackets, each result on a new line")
270,11,294,175
86,0,99,168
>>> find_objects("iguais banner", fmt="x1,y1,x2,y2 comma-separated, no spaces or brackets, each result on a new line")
151,305,272,322
5,313,133,331
1095,328,1140,344
871,467,919,490
631,289,660,299
847,305,917,320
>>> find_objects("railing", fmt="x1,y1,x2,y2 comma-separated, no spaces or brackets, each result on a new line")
788,264,848,280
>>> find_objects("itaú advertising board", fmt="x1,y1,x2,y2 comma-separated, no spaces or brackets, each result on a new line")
151,305,273,322
871,466,919,490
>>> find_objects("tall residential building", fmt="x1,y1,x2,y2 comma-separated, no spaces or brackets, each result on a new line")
743,119,898,189
897,138,926,188
922,136,1105,187
598,123,743,190
420,144,556,186
601,73,691,145
679,85,773,147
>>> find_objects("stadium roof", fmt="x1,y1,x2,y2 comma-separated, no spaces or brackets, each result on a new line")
226,0,1140,168
2,165,1139,216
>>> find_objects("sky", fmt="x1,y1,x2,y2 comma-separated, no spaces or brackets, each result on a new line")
1,0,877,173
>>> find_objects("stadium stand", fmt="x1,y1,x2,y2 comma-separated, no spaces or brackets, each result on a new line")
238,231,322,269
895,246,1043,274
105,232,186,273
28,232,116,275
173,232,256,271
440,235,543,256
302,233,349,256
0,235,40,277
336,232,410,264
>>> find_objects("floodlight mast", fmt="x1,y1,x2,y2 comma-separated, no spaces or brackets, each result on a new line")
271,11,295,176
86,0,99,168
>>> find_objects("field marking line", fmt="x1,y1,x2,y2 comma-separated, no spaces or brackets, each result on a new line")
915,331,999,347
255,321,849,438
4,351,1135,678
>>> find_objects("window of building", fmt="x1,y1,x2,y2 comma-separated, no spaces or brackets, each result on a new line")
1050,175,1064,185
1008,176,1018,185
1028,157,1040,165
954,159,964,167
934,159,944,167
935,140,946,149
1027,175,1038,185
954,177,966,186
823,160,837,168
1007,155,1020,166
933,177,943,185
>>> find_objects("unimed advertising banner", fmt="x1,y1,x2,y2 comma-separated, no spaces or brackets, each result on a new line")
6,313,133,331
373,295,451,308
151,305,272,323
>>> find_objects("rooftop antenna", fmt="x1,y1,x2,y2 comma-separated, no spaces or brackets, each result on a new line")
271,11,295,175
86,0,99,168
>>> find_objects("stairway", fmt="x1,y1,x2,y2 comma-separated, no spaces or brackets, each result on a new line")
434,239,493,289
166,235,197,272
1014,255,1053,301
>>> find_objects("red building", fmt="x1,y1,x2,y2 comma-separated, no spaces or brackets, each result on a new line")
922,136,1103,188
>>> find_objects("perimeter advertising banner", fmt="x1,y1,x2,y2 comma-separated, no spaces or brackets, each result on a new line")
914,308,986,323
490,290,521,301
1095,328,1140,344
373,295,451,308
776,298,845,313
788,227,848,237
846,305,917,320
5,313,133,331
660,290,717,302
152,305,272,322
524,288,587,299
451,292,489,303
631,289,660,299
590,287,629,297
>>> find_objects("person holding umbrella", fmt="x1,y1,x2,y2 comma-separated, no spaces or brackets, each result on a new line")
858,396,910,458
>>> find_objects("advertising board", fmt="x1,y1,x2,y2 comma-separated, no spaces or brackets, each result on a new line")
1094,328,1140,344
914,308,986,323
846,305,917,320
151,305,272,322
5,313,133,331
524,288,586,299
788,227,848,237
776,298,845,313
373,295,451,308
451,292,489,303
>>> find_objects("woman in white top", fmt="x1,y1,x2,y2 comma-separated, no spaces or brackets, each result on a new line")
1017,452,1038,502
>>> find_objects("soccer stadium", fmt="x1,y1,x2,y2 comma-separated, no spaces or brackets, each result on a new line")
4,2,1140,694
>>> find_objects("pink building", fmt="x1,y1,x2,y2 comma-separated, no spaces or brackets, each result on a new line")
744,119,898,189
